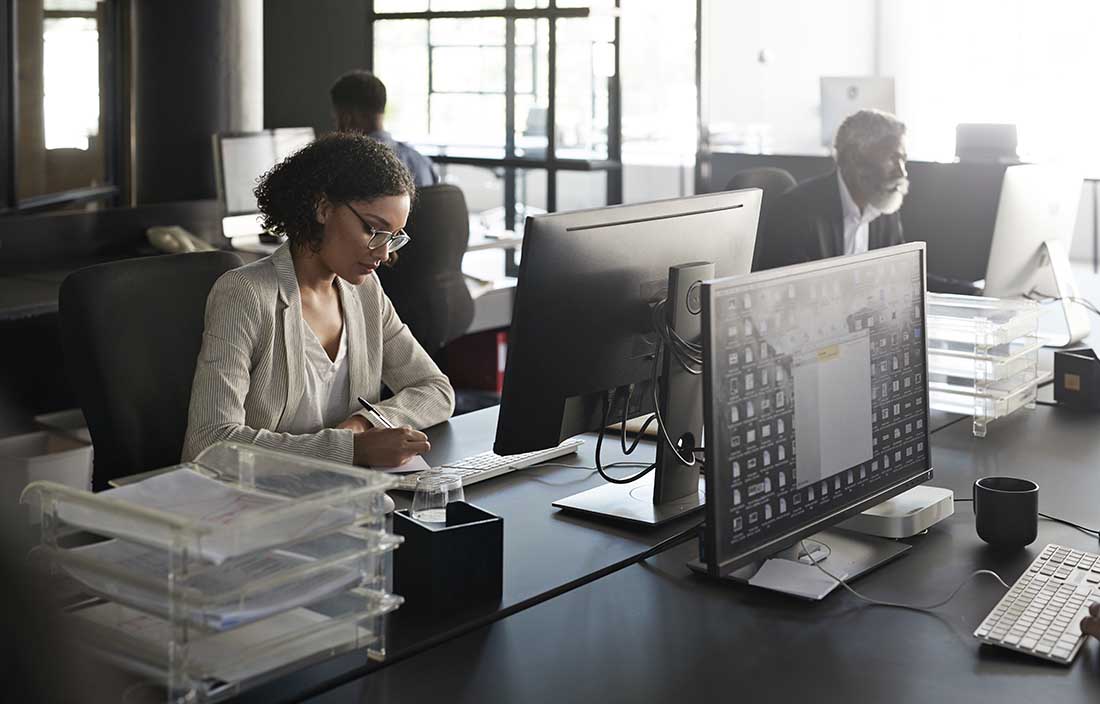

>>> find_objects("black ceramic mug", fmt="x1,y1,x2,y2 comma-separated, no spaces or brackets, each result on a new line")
973,476,1039,549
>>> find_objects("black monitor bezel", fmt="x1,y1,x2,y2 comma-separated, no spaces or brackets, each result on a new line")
701,242,932,576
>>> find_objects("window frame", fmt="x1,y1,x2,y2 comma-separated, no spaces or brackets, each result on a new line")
367,0,623,238
1,0,126,215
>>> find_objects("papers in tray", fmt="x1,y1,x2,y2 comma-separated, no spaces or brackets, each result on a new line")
57,468,355,564
74,602,369,685
63,540,362,630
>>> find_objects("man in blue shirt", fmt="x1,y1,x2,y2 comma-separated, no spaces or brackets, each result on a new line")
330,70,440,187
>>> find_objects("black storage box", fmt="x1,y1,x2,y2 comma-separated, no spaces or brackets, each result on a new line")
1054,349,1100,411
393,501,503,615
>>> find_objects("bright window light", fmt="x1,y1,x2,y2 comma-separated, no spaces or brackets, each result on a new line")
43,17,100,150
882,0,1100,166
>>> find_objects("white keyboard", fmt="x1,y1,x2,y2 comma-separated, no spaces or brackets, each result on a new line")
394,439,584,491
974,543,1100,664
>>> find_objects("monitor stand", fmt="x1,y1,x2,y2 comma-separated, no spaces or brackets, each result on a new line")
552,262,713,528
1038,239,1090,347
686,528,910,600
552,474,705,527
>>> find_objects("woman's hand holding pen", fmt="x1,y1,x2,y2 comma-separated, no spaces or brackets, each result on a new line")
352,426,431,467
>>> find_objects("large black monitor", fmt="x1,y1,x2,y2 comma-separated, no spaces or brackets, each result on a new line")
494,190,761,524
695,243,933,590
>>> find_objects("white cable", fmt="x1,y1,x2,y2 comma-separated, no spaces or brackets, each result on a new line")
799,539,1010,612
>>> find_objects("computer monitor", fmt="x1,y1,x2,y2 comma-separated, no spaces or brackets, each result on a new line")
983,164,1088,346
694,243,932,592
955,123,1019,163
820,77,896,147
495,190,762,525
213,127,315,244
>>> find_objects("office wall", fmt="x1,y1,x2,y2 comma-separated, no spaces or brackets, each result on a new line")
703,0,877,154
263,0,369,135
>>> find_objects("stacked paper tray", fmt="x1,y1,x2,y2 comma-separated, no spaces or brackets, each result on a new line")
22,442,402,703
926,294,1041,437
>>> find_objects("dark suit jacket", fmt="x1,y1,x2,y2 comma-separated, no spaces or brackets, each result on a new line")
754,170,904,271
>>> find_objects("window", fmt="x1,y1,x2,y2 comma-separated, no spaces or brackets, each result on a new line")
4,0,121,213
368,1,623,241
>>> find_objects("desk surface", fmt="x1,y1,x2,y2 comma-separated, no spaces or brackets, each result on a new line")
334,404,1100,704
221,406,702,703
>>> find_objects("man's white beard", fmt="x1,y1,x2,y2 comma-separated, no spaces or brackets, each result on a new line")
869,177,909,214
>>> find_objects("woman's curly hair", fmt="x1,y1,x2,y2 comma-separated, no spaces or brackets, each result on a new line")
254,132,416,257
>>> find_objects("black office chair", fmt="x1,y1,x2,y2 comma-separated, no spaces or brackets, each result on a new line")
376,183,475,355
725,167,798,270
59,251,243,490
725,167,797,216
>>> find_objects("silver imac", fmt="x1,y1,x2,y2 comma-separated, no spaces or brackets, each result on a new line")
690,243,933,598
983,164,1087,346
820,77,896,147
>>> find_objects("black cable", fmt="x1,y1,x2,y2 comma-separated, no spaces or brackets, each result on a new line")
1039,512,1100,539
638,519,705,562
649,343,698,466
617,384,657,456
594,390,656,484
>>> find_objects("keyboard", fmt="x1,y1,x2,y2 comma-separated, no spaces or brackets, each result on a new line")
974,543,1100,664
393,439,584,491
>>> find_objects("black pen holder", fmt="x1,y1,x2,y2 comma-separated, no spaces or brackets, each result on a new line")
1054,348,1100,410
393,501,503,615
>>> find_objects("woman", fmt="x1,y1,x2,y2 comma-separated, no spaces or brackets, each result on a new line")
182,133,454,467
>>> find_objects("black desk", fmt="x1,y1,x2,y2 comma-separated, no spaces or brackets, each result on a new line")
349,404,1100,703
227,407,703,703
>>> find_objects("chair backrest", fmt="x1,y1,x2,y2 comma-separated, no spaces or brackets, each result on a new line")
726,167,798,270
59,251,243,489
376,183,475,353
725,167,798,211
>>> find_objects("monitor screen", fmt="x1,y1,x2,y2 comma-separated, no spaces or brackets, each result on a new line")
701,243,931,573
215,128,315,217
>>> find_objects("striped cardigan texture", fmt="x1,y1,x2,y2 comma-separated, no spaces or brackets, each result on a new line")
182,244,455,465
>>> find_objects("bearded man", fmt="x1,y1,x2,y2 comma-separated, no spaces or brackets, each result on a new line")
754,109,909,271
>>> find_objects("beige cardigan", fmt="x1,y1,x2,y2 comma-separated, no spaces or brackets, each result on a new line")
182,244,455,464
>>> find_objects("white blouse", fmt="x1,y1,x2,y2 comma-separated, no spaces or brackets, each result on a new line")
286,319,352,434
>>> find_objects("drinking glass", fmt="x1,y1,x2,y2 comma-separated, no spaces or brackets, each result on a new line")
410,472,464,524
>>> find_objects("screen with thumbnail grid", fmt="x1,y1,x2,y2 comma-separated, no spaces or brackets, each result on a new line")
704,248,930,569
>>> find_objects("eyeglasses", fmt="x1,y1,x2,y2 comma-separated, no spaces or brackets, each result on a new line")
344,204,410,252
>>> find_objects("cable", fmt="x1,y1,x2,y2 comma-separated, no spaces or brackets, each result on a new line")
1024,290,1100,318
1040,512,1100,539
535,461,652,472
616,383,657,456
594,390,656,484
649,344,698,466
799,539,1010,611
639,520,705,562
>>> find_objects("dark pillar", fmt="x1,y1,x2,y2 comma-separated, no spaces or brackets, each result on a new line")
131,0,262,204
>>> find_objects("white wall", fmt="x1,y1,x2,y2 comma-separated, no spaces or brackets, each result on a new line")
704,0,877,154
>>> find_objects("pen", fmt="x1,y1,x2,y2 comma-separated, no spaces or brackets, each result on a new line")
357,396,395,429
